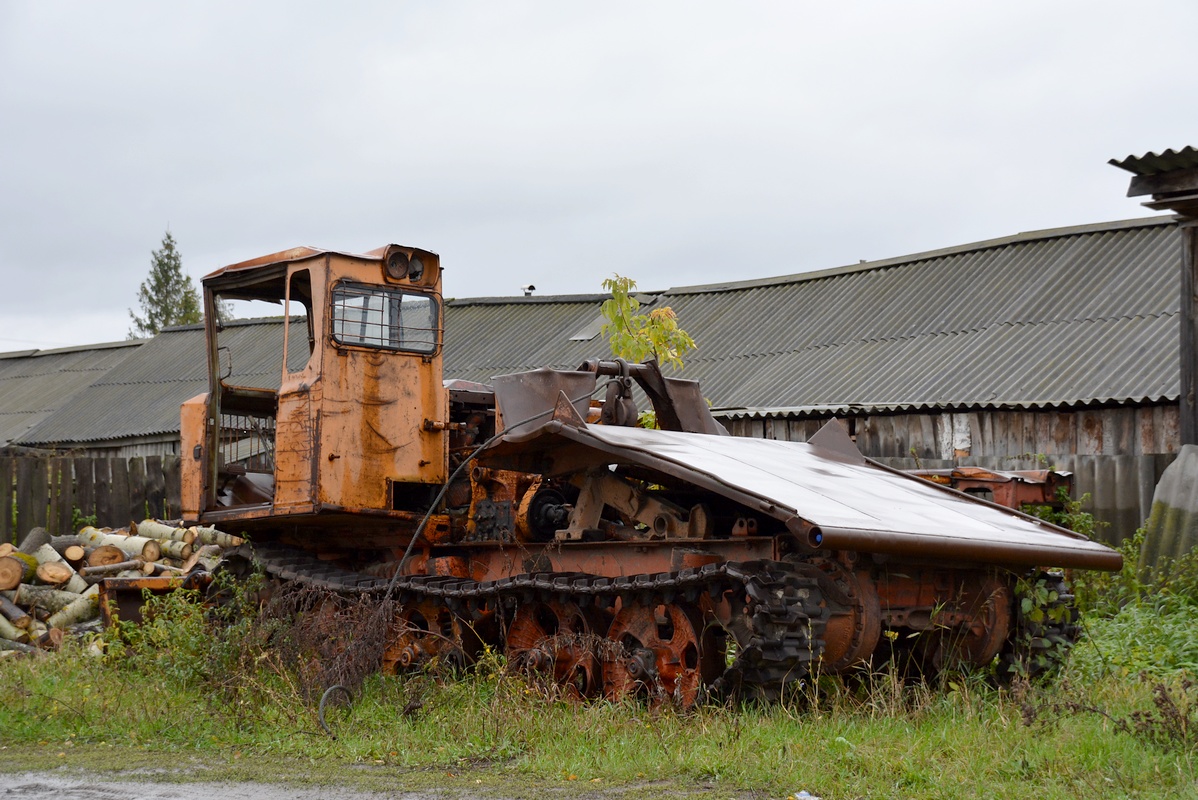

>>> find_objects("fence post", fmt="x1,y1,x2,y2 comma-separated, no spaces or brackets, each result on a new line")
15,457,48,545
72,457,96,530
0,458,13,545
49,458,74,536
127,457,146,525
108,459,130,529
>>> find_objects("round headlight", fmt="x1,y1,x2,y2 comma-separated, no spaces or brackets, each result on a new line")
385,250,410,280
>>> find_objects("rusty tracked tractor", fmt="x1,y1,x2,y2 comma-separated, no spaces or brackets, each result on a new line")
180,243,1122,706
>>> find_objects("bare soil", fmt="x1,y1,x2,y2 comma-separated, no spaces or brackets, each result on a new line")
2,771,752,800
4,774,434,799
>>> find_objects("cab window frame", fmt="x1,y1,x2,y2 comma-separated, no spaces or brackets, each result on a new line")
329,280,441,355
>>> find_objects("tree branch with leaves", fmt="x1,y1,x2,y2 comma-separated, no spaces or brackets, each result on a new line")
599,275,696,370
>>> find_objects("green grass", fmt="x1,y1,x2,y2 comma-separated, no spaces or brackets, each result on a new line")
2,572,1197,800
1,637,1195,799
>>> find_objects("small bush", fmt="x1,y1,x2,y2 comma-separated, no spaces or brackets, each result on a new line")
1024,488,1102,541
102,569,264,690
1071,528,1151,617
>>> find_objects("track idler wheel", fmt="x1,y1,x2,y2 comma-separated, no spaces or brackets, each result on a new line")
819,565,882,672
929,575,1014,673
603,600,719,708
383,599,479,674
506,599,604,698
997,571,1080,682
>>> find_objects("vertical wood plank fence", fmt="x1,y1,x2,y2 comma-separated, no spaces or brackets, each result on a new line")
1,455,182,546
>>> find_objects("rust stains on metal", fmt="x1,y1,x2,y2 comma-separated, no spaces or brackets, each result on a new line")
908,467,1073,510
98,572,212,627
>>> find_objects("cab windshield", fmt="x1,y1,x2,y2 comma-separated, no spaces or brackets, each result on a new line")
330,282,439,354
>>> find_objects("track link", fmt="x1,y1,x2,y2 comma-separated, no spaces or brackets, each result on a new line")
998,570,1080,681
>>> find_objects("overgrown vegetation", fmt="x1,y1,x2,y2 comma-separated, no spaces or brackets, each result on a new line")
599,275,695,370
1024,489,1104,545
4,495,1198,796
600,273,699,429
3,548,1198,799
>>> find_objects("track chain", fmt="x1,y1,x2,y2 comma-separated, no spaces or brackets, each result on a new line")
236,543,828,700
714,562,828,700
998,570,1080,682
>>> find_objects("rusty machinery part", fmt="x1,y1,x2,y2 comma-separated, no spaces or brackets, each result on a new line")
598,360,638,428
225,543,387,591
927,574,1013,672
382,596,482,673
603,600,718,708
514,480,573,543
505,599,607,698
241,543,1079,701
996,571,1080,683
184,244,1122,718
708,562,828,702
789,557,882,673
244,542,828,705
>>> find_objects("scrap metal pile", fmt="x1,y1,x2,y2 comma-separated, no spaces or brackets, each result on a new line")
0,520,242,655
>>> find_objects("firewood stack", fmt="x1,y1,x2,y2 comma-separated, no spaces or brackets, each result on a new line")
0,520,244,656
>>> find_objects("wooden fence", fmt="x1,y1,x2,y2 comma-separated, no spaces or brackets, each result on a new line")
1,455,182,546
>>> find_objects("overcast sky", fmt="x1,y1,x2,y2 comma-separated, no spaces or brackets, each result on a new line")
0,1,1192,351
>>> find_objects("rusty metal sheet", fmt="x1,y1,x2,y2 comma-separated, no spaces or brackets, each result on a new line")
907,467,1073,509
491,367,597,432
202,244,438,282
98,572,212,627
482,420,1122,571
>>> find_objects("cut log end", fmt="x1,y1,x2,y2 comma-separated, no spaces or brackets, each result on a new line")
35,562,73,586
140,541,162,562
36,627,65,651
0,556,33,592
86,545,125,568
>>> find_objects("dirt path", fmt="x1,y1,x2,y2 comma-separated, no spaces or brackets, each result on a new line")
2,772,729,800
4,774,445,799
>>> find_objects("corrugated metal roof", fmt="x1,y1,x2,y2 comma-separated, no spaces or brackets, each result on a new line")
9,215,1184,445
0,341,143,446
446,216,1181,416
1110,147,1198,177
443,294,646,378
17,319,300,446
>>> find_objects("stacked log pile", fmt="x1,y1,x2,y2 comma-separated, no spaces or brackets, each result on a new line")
0,520,243,656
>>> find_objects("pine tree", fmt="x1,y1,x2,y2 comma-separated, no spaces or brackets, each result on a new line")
127,231,202,338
